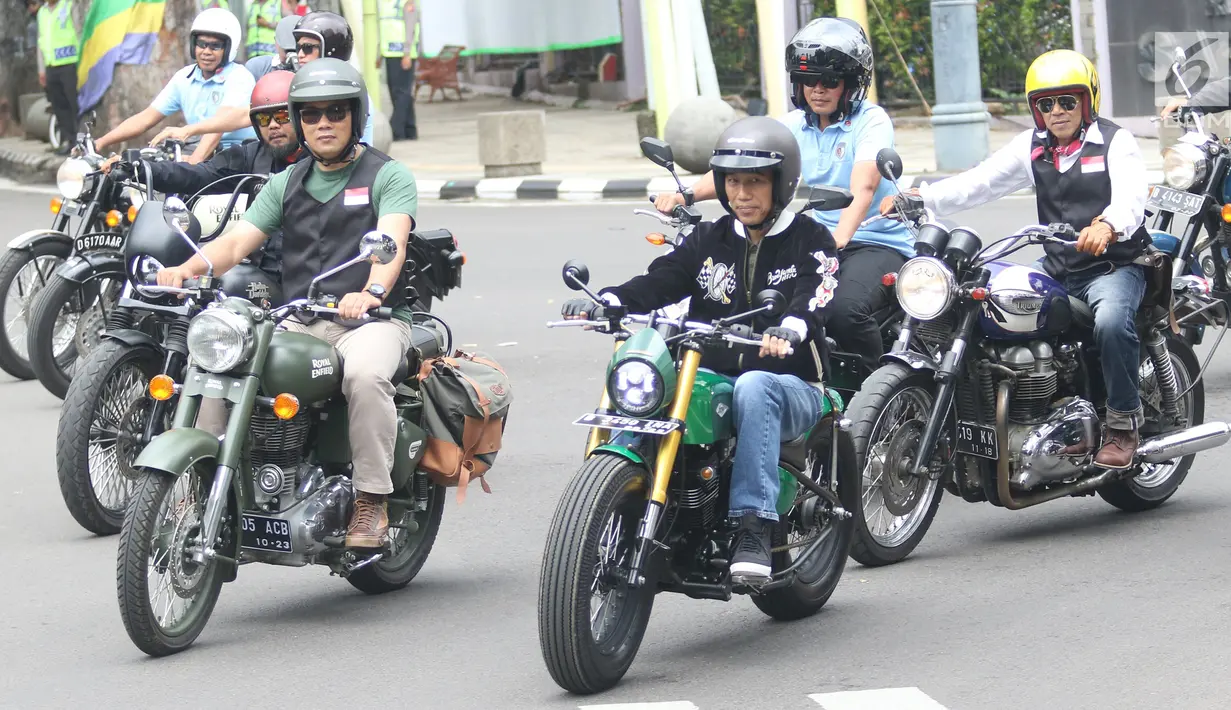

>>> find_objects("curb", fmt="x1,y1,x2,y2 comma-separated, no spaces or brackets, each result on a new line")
0,143,60,186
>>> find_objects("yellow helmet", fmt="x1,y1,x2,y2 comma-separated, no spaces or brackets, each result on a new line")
1025,49,1100,130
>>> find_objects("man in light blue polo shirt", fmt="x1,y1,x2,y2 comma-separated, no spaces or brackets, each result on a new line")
95,7,256,164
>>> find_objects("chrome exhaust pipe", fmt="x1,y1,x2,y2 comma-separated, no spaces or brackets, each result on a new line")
1137,422,1231,463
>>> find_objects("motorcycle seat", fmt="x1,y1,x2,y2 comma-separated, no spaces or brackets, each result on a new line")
392,323,445,382
779,422,828,472
1068,296,1096,331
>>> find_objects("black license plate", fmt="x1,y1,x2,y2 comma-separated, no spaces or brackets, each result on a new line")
73,233,124,253
1147,185,1205,217
573,412,680,436
240,513,293,553
956,421,999,460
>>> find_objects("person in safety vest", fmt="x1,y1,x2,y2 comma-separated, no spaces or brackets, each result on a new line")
880,50,1151,469
94,7,256,164
155,59,421,548
36,0,80,156
245,15,301,79
376,0,421,141
246,0,282,58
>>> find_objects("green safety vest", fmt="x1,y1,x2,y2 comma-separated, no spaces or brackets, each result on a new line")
246,0,279,57
38,0,79,68
205,0,229,9
378,0,419,59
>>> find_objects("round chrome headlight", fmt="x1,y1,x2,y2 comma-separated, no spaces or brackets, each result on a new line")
56,158,91,199
1163,142,1209,190
608,359,664,417
187,308,255,373
895,256,956,321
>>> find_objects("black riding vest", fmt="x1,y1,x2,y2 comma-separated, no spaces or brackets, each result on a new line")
1033,117,1150,278
279,147,406,307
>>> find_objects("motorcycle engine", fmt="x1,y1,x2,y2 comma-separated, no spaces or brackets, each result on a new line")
249,409,315,512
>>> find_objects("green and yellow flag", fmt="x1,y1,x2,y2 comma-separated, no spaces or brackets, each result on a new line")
76,0,166,112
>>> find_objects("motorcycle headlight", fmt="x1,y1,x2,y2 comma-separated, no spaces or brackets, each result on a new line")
896,256,956,321
607,359,664,417
187,308,255,373
56,157,92,199
129,255,164,285
1163,142,1209,190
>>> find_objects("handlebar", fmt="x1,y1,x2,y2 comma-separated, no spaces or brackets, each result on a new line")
546,313,793,355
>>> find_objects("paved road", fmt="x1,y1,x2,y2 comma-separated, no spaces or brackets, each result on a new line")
3,190,1231,710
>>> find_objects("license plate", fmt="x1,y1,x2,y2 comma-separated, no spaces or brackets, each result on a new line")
240,513,293,553
73,233,124,253
1147,185,1205,217
573,412,680,436
956,421,999,460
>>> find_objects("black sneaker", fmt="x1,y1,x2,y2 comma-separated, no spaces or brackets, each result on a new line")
729,513,773,581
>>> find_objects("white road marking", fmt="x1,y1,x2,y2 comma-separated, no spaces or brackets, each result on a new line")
809,687,950,710
579,703,700,710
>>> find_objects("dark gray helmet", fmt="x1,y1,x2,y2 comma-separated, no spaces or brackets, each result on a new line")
787,17,874,120
275,15,300,53
709,116,802,229
288,58,368,158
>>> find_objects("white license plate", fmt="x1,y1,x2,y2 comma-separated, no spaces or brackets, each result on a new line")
956,421,999,460
573,412,680,436
1147,185,1205,217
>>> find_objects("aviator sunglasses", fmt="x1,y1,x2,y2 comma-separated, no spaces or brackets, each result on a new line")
1035,94,1079,114
796,72,842,90
195,38,224,52
253,109,291,127
297,42,321,55
299,103,351,124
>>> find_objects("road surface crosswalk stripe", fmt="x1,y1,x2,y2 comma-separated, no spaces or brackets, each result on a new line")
576,688,950,710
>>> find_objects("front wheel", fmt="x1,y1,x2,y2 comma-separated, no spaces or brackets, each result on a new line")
117,464,225,656
28,273,119,400
0,240,71,380
1099,337,1203,512
347,479,446,594
538,454,656,695
843,364,945,567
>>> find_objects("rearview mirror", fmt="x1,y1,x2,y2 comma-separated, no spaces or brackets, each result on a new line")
755,289,787,318
876,148,904,182
639,138,675,171
359,231,398,265
562,259,590,290
164,196,191,232
805,186,854,212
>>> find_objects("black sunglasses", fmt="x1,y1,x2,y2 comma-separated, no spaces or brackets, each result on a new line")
796,72,842,90
195,38,224,52
1035,95,1079,114
297,42,321,55
299,103,350,125
253,109,291,127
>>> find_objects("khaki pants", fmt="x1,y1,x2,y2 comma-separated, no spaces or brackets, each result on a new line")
196,316,413,494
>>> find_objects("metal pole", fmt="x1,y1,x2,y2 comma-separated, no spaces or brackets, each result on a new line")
835,0,877,103
929,0,989,171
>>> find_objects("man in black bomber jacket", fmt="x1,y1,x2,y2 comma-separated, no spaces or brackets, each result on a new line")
562,116,839,583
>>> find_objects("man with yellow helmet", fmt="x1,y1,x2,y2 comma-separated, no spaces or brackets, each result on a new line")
880,49,1151,470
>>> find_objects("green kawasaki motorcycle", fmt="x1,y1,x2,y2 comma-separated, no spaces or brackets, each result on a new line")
116,198,458,657
537,248,860,694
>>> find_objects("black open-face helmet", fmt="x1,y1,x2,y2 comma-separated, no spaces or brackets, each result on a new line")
289,58,368,164
292,11,355,61
709,116,802,231
787,17,874,122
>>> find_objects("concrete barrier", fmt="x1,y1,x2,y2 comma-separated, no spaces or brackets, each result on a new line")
477,110,546,178
663,96,740,174
369,106,393,153
22,96,52,142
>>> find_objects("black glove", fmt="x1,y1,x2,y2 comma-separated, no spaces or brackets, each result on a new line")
561,298,602,320
763,326,802,348
900,193,925,215
110,162,132,183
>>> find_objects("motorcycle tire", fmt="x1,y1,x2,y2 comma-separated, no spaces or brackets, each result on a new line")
27,273,96,400
57,339,165,535
843,363,945,567
347,479,446,594
0,240,71,380
538,454,656,695
1098,337,1204,512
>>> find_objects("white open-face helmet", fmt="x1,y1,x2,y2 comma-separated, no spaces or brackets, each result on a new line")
190,7,242,65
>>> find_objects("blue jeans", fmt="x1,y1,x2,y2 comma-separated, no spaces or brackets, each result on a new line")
1066,264,1146,429
729,370,825,522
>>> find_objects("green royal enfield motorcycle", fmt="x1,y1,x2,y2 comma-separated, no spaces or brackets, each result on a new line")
537,251,860,694
116,198,459,657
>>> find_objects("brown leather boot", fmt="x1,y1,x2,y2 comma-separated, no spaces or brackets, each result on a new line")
346,492,389,548
1095,427,1140,470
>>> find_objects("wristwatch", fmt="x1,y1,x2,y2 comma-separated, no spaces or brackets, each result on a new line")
366,283,387,302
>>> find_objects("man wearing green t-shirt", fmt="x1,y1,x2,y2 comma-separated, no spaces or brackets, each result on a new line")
156,59,418,549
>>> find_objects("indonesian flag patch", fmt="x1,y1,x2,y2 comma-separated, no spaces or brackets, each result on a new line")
343,187,370,206
1080,155,1106,173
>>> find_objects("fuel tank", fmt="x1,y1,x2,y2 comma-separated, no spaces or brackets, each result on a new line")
978,261,1071,340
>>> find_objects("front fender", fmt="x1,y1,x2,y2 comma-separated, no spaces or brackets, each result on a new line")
881,350,938,373
102,327,161,350
7,228,71,252
588,444,646,466
56,251,125,284
134,427,221,477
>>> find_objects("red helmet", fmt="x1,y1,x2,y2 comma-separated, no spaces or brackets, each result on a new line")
249,70,295,135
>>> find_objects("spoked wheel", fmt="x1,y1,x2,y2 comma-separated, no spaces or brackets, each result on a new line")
348,478,447,594
1099,338,1204,511
538,454,656,695
752,421,858,621
28,274,122,399
117,462,226,656
844,364,944,567
0,242,70,380
56,340,167,535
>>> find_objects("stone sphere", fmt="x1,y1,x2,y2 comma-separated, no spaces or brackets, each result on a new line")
369,107,393,153
663,97,740,174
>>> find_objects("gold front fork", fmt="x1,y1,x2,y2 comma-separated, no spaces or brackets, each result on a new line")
584,339,624,457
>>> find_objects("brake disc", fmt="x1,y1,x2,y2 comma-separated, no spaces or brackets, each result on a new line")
881,421,925,517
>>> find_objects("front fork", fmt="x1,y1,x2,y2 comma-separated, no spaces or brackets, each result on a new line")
584,335,630,457
627,345,702,587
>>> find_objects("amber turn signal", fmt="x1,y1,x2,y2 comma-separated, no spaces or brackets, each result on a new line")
50,197,63,214
645,233,667,246
104,210,122,228
881,272,898,286
127,205,139,223
149,374,176,401
1221,203,1231,223
272,393,299,420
